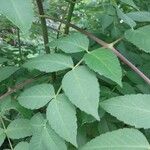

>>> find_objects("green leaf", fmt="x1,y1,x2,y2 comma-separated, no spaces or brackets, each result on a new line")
0,0,33,33
14,142,29,150
126,11,150,22
29,124,67,150
18,84,55,110
116,82,136,94
81,112,96,125
121,0,138,9
12,101,33,119
0,96,15,115
77,127,87,148
98,117,117,134
0,96,32,118
101,14,113,30
30,113,47,134
137,84,150,94
0,128,6,147
84,48,122,86
125,25,150,53
23,54,74,72
46,94,77,147
100,94,150,128
116,7,136,28
6,119,32,139
0,57,8,64
80,128,150,150
62,66,100,120
51,33,89,53
0,66,18,82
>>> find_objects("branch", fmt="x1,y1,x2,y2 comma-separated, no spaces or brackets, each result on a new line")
0,79,34,100
39,15,150,85
0,73,46,100
36,0,50,53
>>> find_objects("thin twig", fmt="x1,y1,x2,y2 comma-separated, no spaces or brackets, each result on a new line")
0,116,14,150
0,79,34,100
17,28,22,65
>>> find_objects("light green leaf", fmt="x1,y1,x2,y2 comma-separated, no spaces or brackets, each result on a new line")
0,96,32,118
0,0,33,33
29,124,67,150
18,84,55,110
125,25,150,53
80,128,150,150
30,113,47,134
117,7,136,28
62,66,100,120
0,96,15,115
23,54,74,72
46,94,77,147
30,113,67,150
6,119,32,139
84,48,122,86
51,33,89,53
14,142,29,150
0,66,18,82
100,94,150,128
0,128,6,147
126,11,150,22
121,0,138,9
